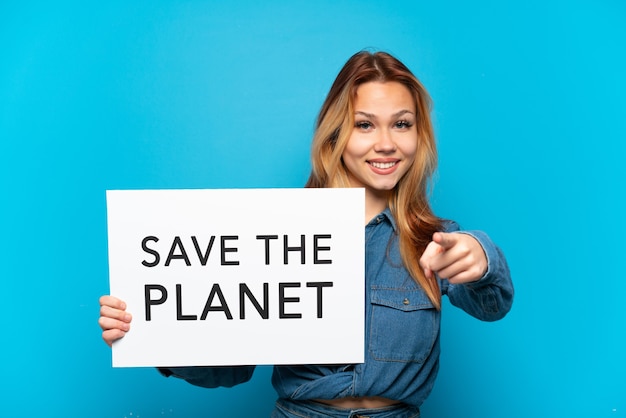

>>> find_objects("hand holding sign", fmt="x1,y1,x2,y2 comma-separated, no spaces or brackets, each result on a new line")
419,232,487,284
99,295,132,347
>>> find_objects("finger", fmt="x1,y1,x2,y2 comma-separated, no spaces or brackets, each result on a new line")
100,305,132,323
99,295,127,311
435,257,473,281
432,232,483,272
446,270,478,285
98,316,131,333
445,258,487,283
419,241,444,274
436,243,487,284
432,232,459,250
447,259,487,284
422,267,434,279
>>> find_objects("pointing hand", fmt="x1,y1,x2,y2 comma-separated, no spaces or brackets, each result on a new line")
419,232,487,284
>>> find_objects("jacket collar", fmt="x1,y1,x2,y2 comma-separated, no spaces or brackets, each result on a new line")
368,207,397,232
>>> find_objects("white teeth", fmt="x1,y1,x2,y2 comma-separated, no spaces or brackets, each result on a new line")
370,161,397,169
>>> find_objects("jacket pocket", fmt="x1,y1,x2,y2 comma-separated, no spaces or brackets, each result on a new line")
369,287,440,363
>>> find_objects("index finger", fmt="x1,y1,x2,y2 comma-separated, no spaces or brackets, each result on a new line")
432,232,459,250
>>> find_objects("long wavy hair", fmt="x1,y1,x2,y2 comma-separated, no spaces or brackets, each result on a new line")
305,51,444,308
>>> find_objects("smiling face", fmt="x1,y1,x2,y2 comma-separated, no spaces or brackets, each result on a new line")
342,81,418,202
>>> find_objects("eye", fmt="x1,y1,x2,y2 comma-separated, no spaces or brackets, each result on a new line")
355,121,373,131
394,120,414,129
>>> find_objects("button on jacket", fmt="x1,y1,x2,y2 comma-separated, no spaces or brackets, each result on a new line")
160,208,514,408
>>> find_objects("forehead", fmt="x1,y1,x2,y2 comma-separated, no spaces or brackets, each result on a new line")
353,81,415,112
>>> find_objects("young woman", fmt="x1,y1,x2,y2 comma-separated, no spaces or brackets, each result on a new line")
99,51,513,417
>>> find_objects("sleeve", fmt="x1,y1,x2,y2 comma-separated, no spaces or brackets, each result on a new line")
439,222,514,322
156,365,256,389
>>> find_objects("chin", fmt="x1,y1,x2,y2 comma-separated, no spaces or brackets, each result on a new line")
370,182,399,192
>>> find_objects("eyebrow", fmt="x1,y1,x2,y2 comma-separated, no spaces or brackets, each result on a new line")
354,109,415,119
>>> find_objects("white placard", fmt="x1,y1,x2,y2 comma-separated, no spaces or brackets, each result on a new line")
106,188,364,367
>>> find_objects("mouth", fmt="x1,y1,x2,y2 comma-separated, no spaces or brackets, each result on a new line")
368,161,399,169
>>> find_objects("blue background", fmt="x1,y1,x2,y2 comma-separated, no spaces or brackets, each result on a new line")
1,1,624,417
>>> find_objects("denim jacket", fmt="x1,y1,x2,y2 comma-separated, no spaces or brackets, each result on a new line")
159,208,514,407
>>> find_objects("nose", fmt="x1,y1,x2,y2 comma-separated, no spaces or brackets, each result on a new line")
373,128,396,153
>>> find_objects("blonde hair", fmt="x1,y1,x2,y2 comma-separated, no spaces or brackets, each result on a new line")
305,51,443,309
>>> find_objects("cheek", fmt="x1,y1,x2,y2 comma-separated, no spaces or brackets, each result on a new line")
400,141,419,173
399,136,418,155
341,150,359,174
406,145,418,163
342,137,366,165
341,143,367,181
344,134,367,157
